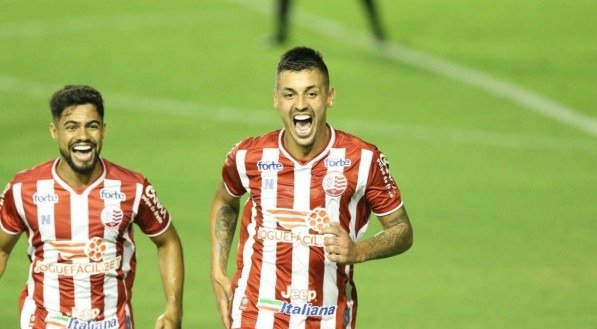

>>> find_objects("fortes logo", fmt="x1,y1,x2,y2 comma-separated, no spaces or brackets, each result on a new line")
257,161,283,172
324,157,351,168
32,192,59,204
100,189,126,200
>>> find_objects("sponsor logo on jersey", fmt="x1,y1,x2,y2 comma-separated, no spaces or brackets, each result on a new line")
67,317,118,329
265,207,331,233
257,299,336,317
257,161,283,172
239,296,249,311
376,153,396,198
29,314,36,327
100,189,126,201
141,185,167,224
324,157,351,168
32,192,59,204
35,238,121,276
50,237,107,261
68,307,100,321
46,312,118,329
281,286,317,302
33,256,121,276
100,205,124,229
343,307,351,327
322,171,347,197
257,227,324,247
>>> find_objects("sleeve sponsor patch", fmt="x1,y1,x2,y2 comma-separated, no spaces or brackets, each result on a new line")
140,184,168,224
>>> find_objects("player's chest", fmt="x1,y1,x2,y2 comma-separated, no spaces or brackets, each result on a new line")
24,186,135,239
246,162,357,202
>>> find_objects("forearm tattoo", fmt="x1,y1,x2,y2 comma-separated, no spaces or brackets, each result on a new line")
365,217,412,261
215,205,239,269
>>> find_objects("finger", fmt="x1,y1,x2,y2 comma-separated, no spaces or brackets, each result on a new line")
321,222,341,235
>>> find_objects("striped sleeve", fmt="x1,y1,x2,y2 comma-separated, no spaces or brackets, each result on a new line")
135,179,171,237
365,150,403,216
222,141,246,197
0,181,25,234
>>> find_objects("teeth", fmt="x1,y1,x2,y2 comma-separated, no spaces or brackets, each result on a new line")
73,145,92,151
294,114,311,121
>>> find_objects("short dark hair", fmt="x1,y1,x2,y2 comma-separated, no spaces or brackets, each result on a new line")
49,85,104,120
277,46,330,86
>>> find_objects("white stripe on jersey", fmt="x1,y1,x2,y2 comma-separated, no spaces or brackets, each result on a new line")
320,148,345,329
121,182,144,306
288,165,312,329
71,192,92,316
36,179,61,315
231,199,259,328
255,148,280,329
237,150,251,195
123,183,143,276
343,149,374,329
102,179,122,317
13,183,38,310
231,150,256,328
20,295,36,328
353,150,373,241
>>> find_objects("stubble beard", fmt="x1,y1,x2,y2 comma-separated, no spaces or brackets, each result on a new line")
59,146,101,175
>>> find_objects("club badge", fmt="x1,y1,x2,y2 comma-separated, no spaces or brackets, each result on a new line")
100,205,124,229
322,171,347,197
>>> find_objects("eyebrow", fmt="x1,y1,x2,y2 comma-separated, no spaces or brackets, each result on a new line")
281,85,319,92
61,119,103,126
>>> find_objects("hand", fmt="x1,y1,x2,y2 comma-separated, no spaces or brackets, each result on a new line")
322,223,361,264
212,273,233,329
154,313,181,329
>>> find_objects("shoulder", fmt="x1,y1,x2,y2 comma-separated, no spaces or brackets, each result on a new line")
333,128,379,152
11,160,55,184
102,159,146,183
229,130,281,153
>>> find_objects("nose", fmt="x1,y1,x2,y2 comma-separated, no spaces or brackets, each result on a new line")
74,126,91,140
294,95,308,111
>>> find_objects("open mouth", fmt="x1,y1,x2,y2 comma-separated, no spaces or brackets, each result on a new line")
71,143,95,161
293,114,313,136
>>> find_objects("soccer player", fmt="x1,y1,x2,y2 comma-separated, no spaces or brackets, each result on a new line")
0,85,184,328
274,0,387,44
210,47,413,329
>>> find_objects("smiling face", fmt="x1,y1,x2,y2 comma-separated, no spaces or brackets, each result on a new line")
274,68,335,160
50,103,105,185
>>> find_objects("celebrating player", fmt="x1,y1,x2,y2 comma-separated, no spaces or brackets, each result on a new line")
0,85,184,328
210,47,413,329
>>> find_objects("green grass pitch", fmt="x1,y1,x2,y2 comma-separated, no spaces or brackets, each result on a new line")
1,0,596,328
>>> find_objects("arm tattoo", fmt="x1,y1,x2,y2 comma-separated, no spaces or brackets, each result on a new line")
366,224,408,260
215,205,239,270
362,214,413,262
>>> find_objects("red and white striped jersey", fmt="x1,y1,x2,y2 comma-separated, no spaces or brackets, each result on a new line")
222,126,403,329
0,158,171,329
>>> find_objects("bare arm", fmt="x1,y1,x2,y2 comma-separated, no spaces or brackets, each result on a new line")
323,205,413,264
0,230,20,279
209,181,241,329
151,225,184,329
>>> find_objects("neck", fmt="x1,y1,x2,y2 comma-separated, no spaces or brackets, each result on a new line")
283,126,330,162
56,158,103,189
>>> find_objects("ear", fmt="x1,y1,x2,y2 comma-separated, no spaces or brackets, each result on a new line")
273,88,279,109
326,87,336,107
49,122,58,140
